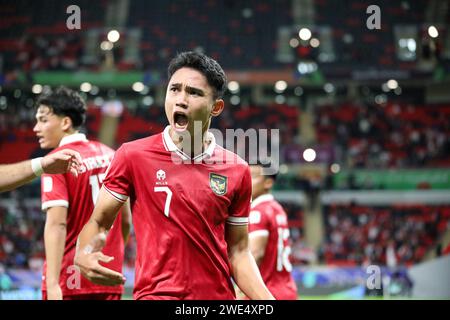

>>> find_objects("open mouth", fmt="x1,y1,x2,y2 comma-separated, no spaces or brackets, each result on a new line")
173,112,189,131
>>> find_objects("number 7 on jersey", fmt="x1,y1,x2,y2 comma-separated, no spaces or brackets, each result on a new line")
154,186,172,217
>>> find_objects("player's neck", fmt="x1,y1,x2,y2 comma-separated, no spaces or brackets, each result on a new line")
170,127,211,158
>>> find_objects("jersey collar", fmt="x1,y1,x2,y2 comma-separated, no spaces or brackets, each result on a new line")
162,125,216,162
251,194,274,209
59,133,88,147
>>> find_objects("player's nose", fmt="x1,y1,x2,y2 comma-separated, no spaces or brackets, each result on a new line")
175,93,188,109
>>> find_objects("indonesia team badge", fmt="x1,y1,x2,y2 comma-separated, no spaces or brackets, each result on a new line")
209,173,227,196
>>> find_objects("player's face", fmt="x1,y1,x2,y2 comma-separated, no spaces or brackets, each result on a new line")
33,105,66,149
250,165,266,200
165,67,223,137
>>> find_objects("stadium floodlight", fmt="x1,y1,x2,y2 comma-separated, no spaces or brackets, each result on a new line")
230,95,240,106
242,8,253,18
294,86,303,96
428,26,439,38
32,84,43,94
142,96,154,106
90,85,99,95
289,38,299,48
297,62,318,75
330,163,340,174
100,41,113,51
279,164,289,174
324,83,335,93
274,80,287,93
107,30,120,43
94,97,104,106
275,95,286,104
132,82,145,92
227,81,240,93
310,38,320,48
80,82,92,93
0,96,7,108
375,94,387,105
299,28,312,41
386,79,398,90
303,148,316,162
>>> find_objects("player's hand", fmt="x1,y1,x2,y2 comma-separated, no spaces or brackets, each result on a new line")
74,232,126,286
41,149,83,177
46,283,63,300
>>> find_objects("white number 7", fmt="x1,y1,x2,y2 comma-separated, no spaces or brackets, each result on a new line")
154,186,172,217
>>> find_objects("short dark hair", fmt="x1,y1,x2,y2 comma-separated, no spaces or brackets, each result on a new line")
251,160,278,181
167,51,227,99
36,86,86,128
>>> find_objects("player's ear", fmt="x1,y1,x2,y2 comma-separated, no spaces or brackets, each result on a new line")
264,177,274,191
61,116,73,131
211,99,224,117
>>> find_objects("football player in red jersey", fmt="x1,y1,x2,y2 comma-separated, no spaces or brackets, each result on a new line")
33,86,131,300
248,162,298,300
75,51,274,300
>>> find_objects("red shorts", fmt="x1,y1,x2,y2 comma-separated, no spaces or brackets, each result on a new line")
42,292,121,300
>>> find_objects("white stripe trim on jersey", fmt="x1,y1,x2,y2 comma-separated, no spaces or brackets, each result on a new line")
226,216,249,225
162,126,216,161
249,230,270,238
251,194,274,209
42,200,69,211
104,186,128,203
59,133,88,147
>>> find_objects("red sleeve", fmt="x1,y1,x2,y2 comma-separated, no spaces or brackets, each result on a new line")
41,173,69,211
102,145,132,203
227,165,251,225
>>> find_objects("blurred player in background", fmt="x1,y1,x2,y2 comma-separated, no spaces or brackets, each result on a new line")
0,149,82,193
75,51,274,300
33,86,131,300
248,161,298,300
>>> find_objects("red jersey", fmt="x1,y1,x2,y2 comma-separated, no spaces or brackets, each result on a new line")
102,127,251,300
249,194,298,300
40,133,124,297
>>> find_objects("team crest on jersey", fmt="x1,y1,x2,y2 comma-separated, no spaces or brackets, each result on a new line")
209,173,227,196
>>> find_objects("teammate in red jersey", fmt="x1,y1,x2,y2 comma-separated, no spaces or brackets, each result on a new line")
33,86,131,300
75,51,274,300
248,162,298,300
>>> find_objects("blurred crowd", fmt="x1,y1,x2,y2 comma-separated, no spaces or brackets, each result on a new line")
315,102,450,169
318,203,450,266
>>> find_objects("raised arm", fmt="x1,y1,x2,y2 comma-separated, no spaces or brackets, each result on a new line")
74,186,127,286
226,224,275,300
0,149,82,193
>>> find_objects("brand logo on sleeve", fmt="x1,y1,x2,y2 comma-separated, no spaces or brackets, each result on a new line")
209,173,227,196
